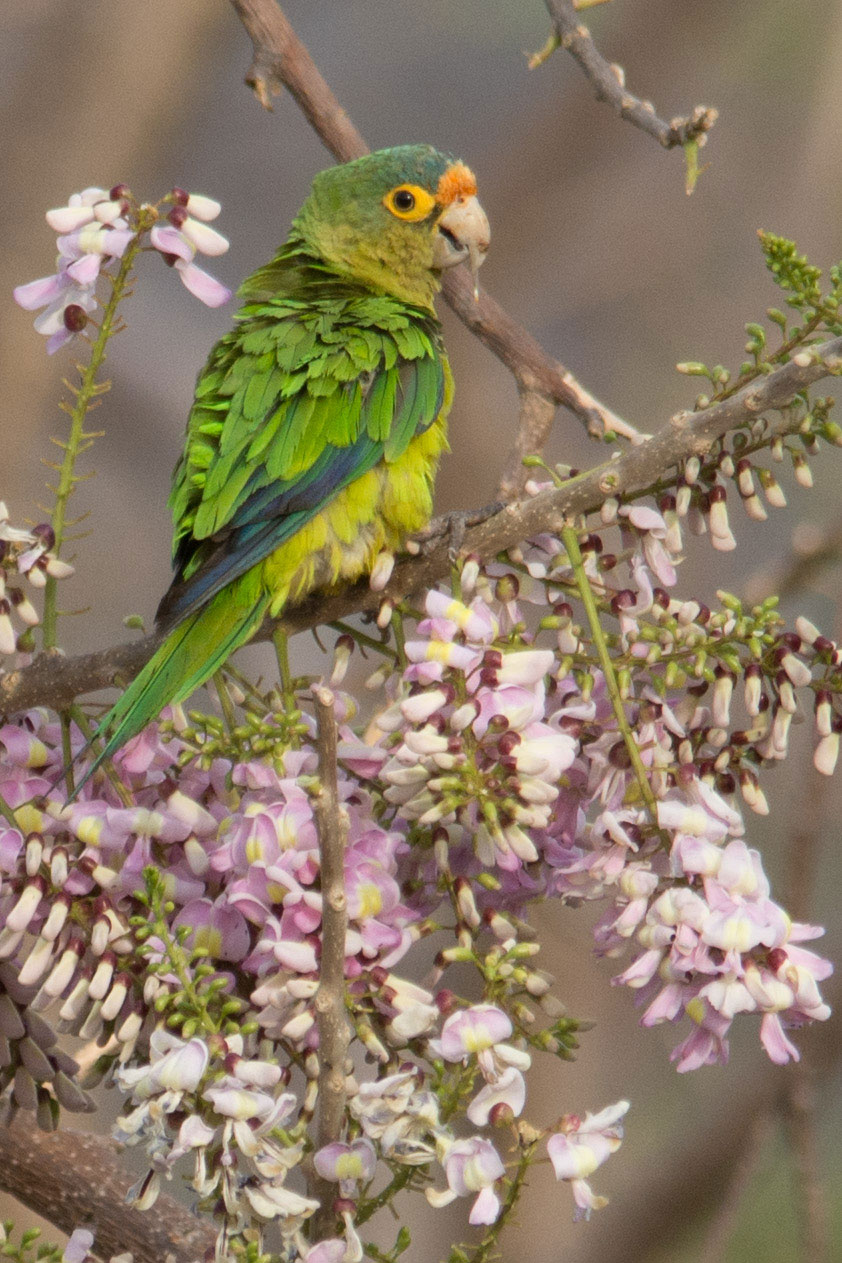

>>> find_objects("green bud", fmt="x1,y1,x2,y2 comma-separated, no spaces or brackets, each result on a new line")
676,361,710,376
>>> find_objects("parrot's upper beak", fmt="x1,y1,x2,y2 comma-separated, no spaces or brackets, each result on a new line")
433,195,490,299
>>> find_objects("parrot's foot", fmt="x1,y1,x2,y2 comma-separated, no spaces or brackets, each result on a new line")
408,500,505,562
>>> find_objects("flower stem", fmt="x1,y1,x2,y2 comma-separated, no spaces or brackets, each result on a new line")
561,523,659,820
42,239,143,650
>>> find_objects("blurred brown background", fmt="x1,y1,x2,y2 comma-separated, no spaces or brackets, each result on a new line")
3,1,842,1259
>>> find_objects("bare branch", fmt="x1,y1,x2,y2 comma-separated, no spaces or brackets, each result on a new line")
4,336,841,716
228,0,630,443
498,387,557,501
538,0,719,152
310,687,351,1241
696,1108,776,1263
0,1118,216,1263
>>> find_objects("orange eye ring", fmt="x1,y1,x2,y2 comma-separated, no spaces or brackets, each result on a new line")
383,184,436,222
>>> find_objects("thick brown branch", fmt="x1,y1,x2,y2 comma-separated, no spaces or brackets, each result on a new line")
4,336,841,716
310,687,351,1241
228,0,629,441
540,0,719,151
0,1119,216,1263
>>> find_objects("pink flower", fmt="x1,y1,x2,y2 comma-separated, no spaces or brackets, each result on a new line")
438,1004,512,1061
427,1136,506,1224
547,1100,629,1220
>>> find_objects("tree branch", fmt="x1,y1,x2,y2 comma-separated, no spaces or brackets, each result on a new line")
228,0,632,443
537,0,719,153
4,336,840,716
0,1119,216,1263
309,687,351,1241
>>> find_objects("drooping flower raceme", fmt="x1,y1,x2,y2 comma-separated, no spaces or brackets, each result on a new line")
14,184,231,353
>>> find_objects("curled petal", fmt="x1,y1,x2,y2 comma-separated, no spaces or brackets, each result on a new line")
186,192,222,221
180,217,230,256
150,223,195,262
46,205,96,233
14,274,65,310
174,260,232,307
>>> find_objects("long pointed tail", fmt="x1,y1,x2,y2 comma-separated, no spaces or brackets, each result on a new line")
72,578,270,799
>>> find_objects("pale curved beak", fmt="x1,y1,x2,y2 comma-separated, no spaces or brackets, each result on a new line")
432,194,490,299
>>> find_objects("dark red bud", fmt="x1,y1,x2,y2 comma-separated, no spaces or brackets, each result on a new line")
109,183,130,200
497,731,521,756
553,602,574,619
168,206,188,228
608,741,631,769
658,493,677,512
779,632,802,653
170,187,190,206
62,304,88,333
483,649,503,670
488,1102,515,1126
652,588,670,609
717,772,736,794
767,948,787,972
598,553,618,572
434,989,458,1015
32,523,55,549
814,636,835,655
486,714,509,734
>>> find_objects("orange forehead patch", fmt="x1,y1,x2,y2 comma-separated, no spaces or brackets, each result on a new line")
436,162,477,206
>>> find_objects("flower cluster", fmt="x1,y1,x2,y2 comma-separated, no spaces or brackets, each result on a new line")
14,185,231,353
0,508,73,654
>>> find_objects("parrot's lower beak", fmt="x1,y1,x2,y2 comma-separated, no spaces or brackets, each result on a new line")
433,195,490,299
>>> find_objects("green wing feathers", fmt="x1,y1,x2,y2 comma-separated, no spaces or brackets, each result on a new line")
83,577,271,783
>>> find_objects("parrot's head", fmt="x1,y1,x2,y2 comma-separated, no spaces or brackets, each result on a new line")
294,145,490,309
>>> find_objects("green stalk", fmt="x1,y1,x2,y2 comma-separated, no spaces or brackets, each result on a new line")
42,235,144,649
466,1140,535,1263
561,524,659,820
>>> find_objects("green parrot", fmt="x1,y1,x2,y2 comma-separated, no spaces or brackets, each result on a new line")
78,145,489,788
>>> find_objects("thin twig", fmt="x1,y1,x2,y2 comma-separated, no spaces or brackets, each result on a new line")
228,0,631,443
538,0,719,153
5,335,841,715
783,1070,829,1263
696,1108,776,1263
310,686,351,1242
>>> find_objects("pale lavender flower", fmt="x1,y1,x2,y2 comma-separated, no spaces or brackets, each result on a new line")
15,184,231,354
438,1004,512,1061
427,1136,506,1225
547,1100,629,1220
314,1137,377,1192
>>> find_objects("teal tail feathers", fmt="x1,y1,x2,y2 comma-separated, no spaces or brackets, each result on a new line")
71,583,271,800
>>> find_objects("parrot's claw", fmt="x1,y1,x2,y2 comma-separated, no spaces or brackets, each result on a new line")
409,500,505,562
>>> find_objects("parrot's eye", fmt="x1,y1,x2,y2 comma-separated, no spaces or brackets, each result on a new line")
384,183,436,222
